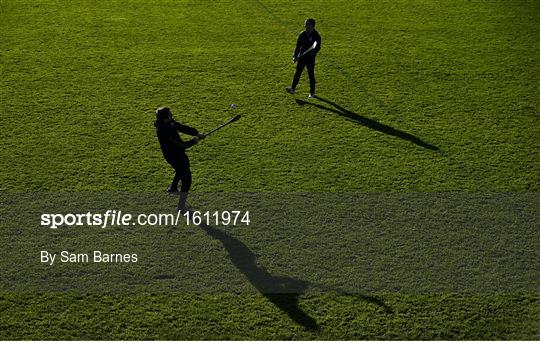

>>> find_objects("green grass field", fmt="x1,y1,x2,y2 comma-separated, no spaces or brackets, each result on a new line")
1,0,539,339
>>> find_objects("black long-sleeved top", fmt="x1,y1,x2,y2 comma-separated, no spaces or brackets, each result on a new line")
154,119,199,161
293,29,321,60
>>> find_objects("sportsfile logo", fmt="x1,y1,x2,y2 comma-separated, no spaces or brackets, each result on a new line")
40,210,183,229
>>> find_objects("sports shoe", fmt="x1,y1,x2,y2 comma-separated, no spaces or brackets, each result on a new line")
286,87,295,95
307,93,315,99
167,186,179,193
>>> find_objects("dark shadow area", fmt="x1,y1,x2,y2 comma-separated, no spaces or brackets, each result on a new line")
195,217,392,330
198,221,319,330
296,96,439,151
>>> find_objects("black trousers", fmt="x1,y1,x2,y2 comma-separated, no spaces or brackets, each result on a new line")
292,57,316,94
167,154,192,209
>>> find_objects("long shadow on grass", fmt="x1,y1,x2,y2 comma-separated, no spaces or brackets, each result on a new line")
196,219,392,331
296,96,439,151
197,221,319,330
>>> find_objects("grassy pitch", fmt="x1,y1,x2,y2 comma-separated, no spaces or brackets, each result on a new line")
1,0,539,339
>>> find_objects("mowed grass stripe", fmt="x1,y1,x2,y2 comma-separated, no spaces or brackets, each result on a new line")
1,293,538,340
1,1,538,191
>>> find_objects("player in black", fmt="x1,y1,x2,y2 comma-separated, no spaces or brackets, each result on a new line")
154,106,205,211
286,18,322,98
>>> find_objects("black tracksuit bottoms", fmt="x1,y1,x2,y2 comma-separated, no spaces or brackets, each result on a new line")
167,154,191,209
292,56,316,94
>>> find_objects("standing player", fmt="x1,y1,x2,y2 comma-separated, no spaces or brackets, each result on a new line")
154,106,205,211
286,18,322,98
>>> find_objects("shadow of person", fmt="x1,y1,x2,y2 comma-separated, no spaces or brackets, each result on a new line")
197,221,320,331
296,96,439,151
195,219,393,330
